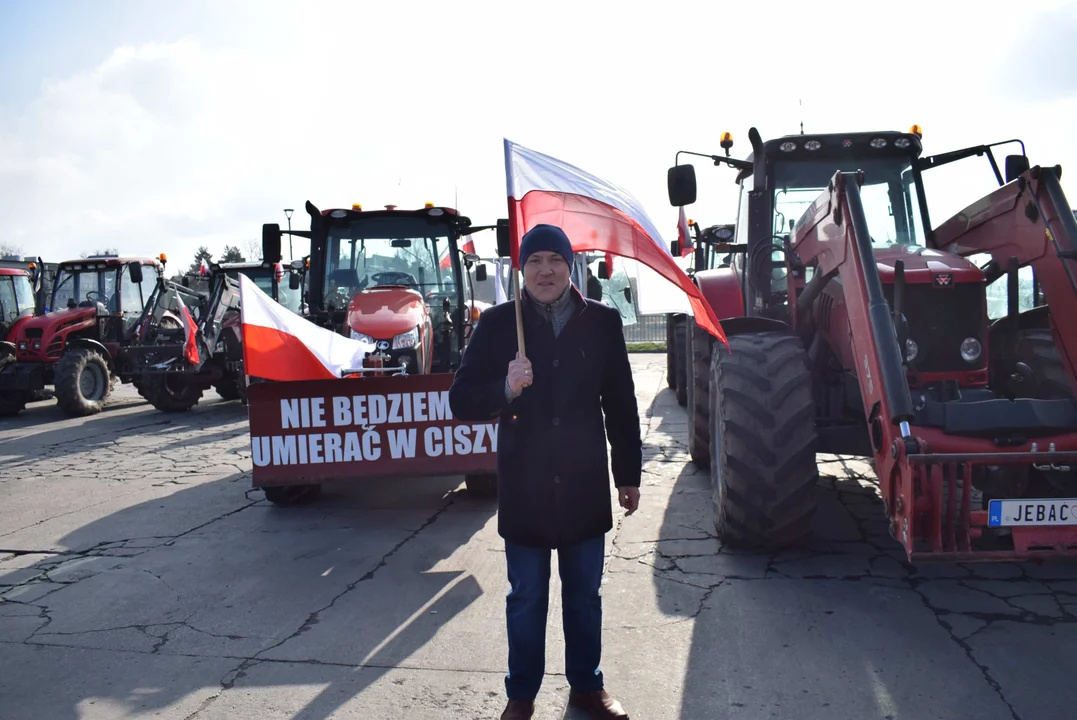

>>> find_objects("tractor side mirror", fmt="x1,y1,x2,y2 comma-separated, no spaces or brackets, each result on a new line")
289,272,300,290
667,164,697,206
262,223,283,263
128,262,143,285
496,218,511,258
670,240,680,256
475,264,488,282
1005,155,1030,184
597,261,609,280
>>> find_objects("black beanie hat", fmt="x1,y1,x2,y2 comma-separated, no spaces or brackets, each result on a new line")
520,224,574,267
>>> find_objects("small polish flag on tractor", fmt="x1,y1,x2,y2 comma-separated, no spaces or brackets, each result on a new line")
175,295,200,365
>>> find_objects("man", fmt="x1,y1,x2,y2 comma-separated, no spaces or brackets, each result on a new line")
448,224,642,720
586,267,603,302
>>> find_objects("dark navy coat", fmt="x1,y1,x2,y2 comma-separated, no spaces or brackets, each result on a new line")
448,285,642,549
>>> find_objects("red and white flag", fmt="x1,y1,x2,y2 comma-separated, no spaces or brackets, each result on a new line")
175,295,201,366
677,206,694,258
238,274,375,381
504,139,726,344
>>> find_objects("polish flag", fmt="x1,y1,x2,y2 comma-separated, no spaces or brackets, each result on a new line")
238,274,376,381
504,139,726,344
677,207,694,258
176,295,201,366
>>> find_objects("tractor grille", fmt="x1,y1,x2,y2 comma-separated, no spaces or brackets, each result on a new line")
884,282,986,373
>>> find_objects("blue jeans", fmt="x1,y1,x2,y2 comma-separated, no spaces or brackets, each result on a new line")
504,535,605,700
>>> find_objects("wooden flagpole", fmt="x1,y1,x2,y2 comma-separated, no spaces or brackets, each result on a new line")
513,266,526,358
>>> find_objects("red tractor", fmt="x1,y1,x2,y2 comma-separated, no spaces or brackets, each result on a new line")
0,255,163,417
247,202,498,504
669,126,1077,561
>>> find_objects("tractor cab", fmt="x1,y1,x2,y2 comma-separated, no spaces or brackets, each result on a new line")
263,202,489,375
0,268,37,340
214,260,303,315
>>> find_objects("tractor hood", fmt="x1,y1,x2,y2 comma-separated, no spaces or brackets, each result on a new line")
19,305,97,335
13,305,99,361
346,287,426,340
873,246,983,284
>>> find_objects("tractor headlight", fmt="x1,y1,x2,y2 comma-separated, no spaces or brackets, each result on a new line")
960,337,982,363
393,327,419,350
17,341,26,352
350,330,374,345
905,338,918,362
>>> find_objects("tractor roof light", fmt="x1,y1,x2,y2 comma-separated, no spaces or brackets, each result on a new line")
425,202,435,208
159,253,167,263
805,140,822,151
894,137,911,148
427,207,445,216
871,138,888,148
385,204,397,211
330,209,348,218
352,203,362,211
720,131,733,149
909,124,923,137
779,141,797,152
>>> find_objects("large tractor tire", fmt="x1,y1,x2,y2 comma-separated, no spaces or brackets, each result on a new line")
686,320,713,468
55,348,111,417
264,484,322,506
214,376,246,402
0,392,27,417
464,472,498,498
673,318,688,407
708,331,818,549
665,316,676,389
1011,328,1074,399
139,374,204,413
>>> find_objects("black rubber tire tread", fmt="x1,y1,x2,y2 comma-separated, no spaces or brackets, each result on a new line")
1012,328,1074,399
708,331,818,549
139,374,203,412
674,319,688,407
214,376,246,401
0,393,26,416
464,473,498,497
55,348,111,417
686,320,713,468
264,484,322,506
666,316,676,389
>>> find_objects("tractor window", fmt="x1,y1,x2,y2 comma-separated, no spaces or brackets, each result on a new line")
324,220,455,312
53,269,99,309
772,157,927,249
120,272,146,313
0,278,16,323
13,274,35,315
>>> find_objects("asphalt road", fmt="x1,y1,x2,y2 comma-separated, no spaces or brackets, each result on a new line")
2,357,1077,720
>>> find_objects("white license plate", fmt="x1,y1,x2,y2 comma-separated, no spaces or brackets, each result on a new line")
988,499,1077,527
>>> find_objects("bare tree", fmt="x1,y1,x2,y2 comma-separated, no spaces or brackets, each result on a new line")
0,242,23,257
79,247,119,259
241,238,262,263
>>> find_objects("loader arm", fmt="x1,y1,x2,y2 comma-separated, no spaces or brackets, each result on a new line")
932,165,1077,382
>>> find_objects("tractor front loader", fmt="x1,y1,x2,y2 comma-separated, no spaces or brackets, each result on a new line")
669,125,1077,562
116,267,244,412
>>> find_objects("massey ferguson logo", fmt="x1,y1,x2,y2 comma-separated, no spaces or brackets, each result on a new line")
933,273,953,288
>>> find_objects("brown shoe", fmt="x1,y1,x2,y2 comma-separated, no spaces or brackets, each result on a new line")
568,689,629,719
500,698,534,719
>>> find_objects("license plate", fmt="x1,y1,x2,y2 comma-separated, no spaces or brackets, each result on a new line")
988,499,1077,527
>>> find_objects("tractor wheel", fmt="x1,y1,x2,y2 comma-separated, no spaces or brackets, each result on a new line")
214,377,246,402
673,318,688,407
139,374,203,413
708,331,818,549
686,320,713,468
1011,328,1074,399
0,393,27,417
264,484,322,506
666,316,676,389
464,472,498,497
55,348,111,417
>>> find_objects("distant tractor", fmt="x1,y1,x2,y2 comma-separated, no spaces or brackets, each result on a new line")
669,126,1077,561
0,255,162,417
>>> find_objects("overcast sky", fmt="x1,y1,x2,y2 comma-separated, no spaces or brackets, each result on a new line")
2,0,1076,272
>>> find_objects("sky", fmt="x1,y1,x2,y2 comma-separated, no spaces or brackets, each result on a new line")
2,0,1077,279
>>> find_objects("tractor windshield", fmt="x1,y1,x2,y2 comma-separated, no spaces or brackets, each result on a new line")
323,219,456,312
52,266,120,312
1,274,35,323
772,156,928,248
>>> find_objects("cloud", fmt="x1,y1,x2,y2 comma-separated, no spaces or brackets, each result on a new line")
995,6,1077,102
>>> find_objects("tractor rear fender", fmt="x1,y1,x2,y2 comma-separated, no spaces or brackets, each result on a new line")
66,337,112,363
694,267,744,321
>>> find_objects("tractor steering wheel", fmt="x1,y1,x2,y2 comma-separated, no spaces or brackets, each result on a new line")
371,271,418,288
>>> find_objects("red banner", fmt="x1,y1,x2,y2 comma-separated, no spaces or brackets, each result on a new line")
247,373,498,487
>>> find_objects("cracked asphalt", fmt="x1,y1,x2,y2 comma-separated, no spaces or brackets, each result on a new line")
2,358,1077,719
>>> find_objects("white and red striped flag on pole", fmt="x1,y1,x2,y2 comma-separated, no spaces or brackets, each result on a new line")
238,274,375,381
677,206,694,258
503,139,726,344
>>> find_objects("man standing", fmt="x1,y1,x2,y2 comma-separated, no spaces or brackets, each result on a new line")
449,224,642,720
586,267,604,302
